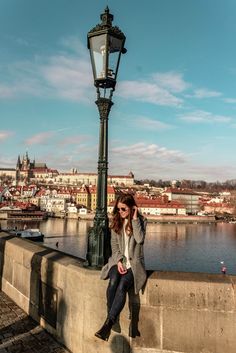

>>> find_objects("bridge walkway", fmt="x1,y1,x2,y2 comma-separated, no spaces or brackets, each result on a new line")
0,291,69,353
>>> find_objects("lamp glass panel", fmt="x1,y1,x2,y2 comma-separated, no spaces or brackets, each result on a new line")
89,34,107,80
108,36,123,79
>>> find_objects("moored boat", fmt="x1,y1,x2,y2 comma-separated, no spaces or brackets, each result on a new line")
14,228,44,242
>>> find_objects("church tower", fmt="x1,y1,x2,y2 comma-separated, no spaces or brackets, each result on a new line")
22,152,30,171
16,155,21,170
16,155,21,183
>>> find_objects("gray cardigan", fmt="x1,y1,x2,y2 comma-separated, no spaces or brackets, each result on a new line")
100,216,147,294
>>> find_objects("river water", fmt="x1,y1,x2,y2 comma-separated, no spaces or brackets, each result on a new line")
2,218,236,275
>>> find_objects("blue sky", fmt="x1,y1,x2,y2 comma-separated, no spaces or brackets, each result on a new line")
1,0,236,182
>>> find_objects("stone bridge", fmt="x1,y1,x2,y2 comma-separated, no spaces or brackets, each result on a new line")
0,232,235,353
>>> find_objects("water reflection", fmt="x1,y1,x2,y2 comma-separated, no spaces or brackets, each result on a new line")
145,223,236,274
1,219,236,274
40,219,93,259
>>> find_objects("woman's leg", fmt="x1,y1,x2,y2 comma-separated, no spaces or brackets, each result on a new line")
108,268,134,322
106,265,120,313
95,268,134,341
95,266,121,341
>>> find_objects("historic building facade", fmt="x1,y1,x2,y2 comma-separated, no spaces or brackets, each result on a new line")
54,171,134,187
0,152,135,187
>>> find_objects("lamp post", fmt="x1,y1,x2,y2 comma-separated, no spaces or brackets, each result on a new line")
86,7,126,268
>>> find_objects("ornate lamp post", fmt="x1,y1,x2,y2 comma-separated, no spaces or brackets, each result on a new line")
86,7,126,268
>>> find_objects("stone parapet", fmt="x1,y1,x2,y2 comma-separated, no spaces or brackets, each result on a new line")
0,232,235,353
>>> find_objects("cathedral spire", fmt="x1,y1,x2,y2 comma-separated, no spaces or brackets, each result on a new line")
16,155,21,168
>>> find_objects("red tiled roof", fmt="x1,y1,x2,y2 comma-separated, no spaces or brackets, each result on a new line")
108,198,185,209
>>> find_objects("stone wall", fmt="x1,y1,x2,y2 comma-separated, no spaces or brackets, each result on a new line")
0,232,236,353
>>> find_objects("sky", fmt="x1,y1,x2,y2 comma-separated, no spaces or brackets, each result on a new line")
1,0,236,182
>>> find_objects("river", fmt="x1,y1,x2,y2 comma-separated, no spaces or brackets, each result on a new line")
1,218,236,275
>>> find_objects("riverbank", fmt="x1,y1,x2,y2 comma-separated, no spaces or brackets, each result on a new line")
77,213,216,223
0,211,217,224
146,214,216,223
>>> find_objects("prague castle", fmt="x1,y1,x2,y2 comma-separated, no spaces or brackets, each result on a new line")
0,152,134,186
0,152,57,183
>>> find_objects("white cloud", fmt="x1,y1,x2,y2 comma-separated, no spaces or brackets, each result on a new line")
117,71,192,107
16,37,29,47
190,88,222,99
181,164,236,182
60,36,88,57
0,130,14,141
40,145,98,172
117,80,183,107
0,37,93,102
41,55,92,102
111,142,185,163
224,98,236,104
0,155,17,168
0,85,16,98
59,135,91,146
25,132,55,145
179,110,232,123
136,116,174,130
152,71,190,93
107,142,187,180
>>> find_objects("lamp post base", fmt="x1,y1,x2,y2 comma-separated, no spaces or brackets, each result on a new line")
84,214,111,269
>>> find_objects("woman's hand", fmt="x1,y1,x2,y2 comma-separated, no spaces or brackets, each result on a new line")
132,206,138,220
117,260,127,275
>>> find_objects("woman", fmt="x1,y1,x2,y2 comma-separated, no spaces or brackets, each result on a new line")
95,193,147,341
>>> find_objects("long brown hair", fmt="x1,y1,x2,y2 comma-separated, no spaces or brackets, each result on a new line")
110,193,138,235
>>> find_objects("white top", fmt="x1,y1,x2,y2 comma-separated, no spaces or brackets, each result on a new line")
123,220,131,269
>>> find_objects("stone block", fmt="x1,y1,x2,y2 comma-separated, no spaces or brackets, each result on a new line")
228,276,236,311
68,264,107,300
56,262,67,290
23,248,35,269
163,308,236,353
5,240,24,265
12,261,31,298
22,242,44,270
2,255,13,284
1,278,30,313
58,266,88,353
148,271,234,312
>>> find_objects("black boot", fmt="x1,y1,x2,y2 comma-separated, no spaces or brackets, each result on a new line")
95,318,114,341
112,316,121,333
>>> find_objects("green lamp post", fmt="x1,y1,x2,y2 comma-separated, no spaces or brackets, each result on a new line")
86,7,127,268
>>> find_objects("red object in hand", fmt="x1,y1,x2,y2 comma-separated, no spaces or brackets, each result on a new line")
117,261,127,275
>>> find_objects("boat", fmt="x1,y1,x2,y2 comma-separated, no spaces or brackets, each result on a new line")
7,210,48,221
14,228,44,242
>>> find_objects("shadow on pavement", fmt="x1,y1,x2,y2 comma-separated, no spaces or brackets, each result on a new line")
110,334,133,353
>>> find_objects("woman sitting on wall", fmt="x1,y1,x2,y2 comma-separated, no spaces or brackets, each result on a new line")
95,193,147,341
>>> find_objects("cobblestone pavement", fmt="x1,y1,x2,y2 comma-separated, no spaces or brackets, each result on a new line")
0,291,69,353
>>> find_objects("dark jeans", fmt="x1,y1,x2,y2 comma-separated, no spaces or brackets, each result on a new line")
106,265,134,323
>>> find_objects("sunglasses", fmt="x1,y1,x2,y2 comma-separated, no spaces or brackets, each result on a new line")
117,207,128,212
